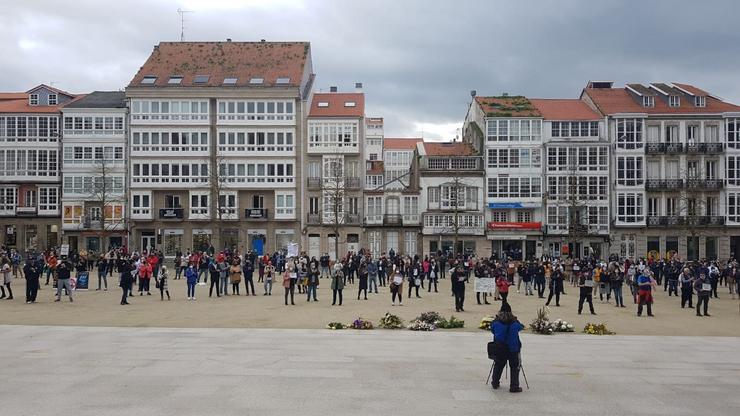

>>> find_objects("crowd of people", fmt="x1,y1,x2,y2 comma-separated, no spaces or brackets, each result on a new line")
0,244,738,319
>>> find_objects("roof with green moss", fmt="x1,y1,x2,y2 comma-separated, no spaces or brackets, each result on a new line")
474,95,541,118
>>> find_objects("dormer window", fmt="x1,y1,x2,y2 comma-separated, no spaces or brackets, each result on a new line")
344,101,356,107
193,75,209,84
29,93,39,106
249,78,264,85
141,76,157,85
48,94,57,105
317,102,329,108
695,96,706,107
642,96,654,108
168,76,183,85
669,95,680,107
223,77,237,85
275,77,290,84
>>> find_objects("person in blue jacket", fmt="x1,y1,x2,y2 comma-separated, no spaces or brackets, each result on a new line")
490,302,524,393
185,264,198,301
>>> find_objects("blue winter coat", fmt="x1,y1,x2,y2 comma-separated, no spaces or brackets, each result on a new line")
185,267,198,284
491,319,524,353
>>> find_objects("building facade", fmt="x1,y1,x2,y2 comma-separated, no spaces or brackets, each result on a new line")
60,91,127,252
417,141,487,257
582,81,740,260
125,41,313,256
304,89,365,259
0,85,75,251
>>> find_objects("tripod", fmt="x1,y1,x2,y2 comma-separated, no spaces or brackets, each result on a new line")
485,358,530,390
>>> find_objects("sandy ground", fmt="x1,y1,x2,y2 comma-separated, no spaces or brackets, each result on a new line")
0,274,738,336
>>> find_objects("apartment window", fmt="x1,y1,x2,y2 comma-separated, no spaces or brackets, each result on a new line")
368,231,381,255
516,210,533,223
369,153,378,161
695,96,706,107
669,95,680,107
487,177,542,198
347,197,359,215
308,120,359,148
617,192,644,223
216,192,237,217
29,94,39,106
487,148,541,169
727,156,740,185
486,119,542,142
275,192,295,217
706,196,718,216
48,94,58,105
168,76,183,85
706,125,719,142
38,187,59,212
309,197,320,214
190,192,209,217
403,196,418,216
131,193,151,216
728,193,740,222
0,187,17,212
727,119,740,148
620,234,636,259
642,96,654,108
551,121,599,138
687,125,698,143
366,196,382,219
404,231,417,255
665,197,677,216
428,187,440,206
648,197,660,216
616,156,644,186
491,211,508,222
616,118,643,149
666,125,679,142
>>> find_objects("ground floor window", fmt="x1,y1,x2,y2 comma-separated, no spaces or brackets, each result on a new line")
619,234,635,259
25,224,38,250
687,236,699,261
548,242,560,258
665,236,679,259
193,232,211,252
705,237,717,260
386,231,399,253
221,229,239,251
86,236,100,252
368,231,381,256
164,233,183,256
3,225,17,246
275,232,292,253
647,236,660,259
404,231,417,256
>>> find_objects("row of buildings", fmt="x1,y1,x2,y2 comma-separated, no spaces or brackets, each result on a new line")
2,40,740,261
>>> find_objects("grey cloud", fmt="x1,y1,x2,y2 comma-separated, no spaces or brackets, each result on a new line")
1,0,739,139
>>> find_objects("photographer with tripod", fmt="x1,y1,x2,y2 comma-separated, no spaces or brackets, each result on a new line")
488,303,524,393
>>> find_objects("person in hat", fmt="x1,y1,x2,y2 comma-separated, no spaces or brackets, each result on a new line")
490,303,524,393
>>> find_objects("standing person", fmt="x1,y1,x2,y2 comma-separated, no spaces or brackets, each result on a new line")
357,262,368,300
96,257,108,291
138,260,152,296
229,261,242,295
408,261,422,299
694,273,712,317
305,263,319,302
708,263,720,299
489,303,524,393
1,261,12,300
636,269,656,317
242,258,255,296
577,268,596,315
218,259,229,296
496,273,511,305
24,260,40,303
54,261,73,303
331,263,344,306
320,253,330,278
534,262,546,298
428,259,439,293
208,260,221,297
727,265,738,299
390,265,403,306
367,259,379,294
263,261,275,296
185,264,198,300
157,265,171,301
680,268,694,308
378,256,387,287
545,267,563,307
610,263,626,308
452,265,467,312
283,264,296,306
119,259,134,305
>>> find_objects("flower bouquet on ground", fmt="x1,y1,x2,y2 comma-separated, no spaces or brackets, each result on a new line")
416,311,443,324
379,312,404,329
552,318,574,333
407,319,437,331
583,322,615,335
350,317,374,330
529,307,556,334
436,315,465,329
327,322,347,330
479,316,495,330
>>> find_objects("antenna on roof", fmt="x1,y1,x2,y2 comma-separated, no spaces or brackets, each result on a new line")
177,8,193,42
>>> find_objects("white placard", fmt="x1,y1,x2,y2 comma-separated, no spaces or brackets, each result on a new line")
474,277,495,293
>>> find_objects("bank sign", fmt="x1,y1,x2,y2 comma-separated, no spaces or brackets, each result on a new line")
487,222,542,231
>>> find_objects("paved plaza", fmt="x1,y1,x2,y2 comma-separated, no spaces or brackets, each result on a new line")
1,325,739,416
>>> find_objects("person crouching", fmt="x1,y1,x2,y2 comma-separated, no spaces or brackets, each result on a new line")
489,302,524,393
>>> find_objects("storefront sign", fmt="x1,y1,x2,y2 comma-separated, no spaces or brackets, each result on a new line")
488,202,540,209
487,222,542,230
192,229,212,235
163,229,184,235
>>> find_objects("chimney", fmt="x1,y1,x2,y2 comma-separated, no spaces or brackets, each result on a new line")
226,38,232,42
470,90,476,97
330,86,338,93
260,39,266,42
355,82,363,92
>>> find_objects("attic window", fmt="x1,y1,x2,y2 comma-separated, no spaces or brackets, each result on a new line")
249,77,264,85
669,95,680,107
193,75,210,84
344,101,357,107
29,93,39,106
275,77,290,84
223,77,237,85
642,96,654,108
48,94,57,105
141,76,157,85
317,102,329,107
168,76,183,85
695,96,706,107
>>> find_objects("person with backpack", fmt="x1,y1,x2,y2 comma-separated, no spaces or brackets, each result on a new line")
489,302,524,393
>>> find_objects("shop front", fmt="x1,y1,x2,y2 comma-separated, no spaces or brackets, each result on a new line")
487,221,542,261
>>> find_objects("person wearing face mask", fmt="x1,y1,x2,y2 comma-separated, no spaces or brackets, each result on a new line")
694,273,712,317
679,268,694,309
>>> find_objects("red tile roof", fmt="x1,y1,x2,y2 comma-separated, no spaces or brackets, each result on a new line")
383,138,423,150
0,94,84,113
128,41,311,88
308,92,364,117
475,96,541,117
422,141,475,156
583,84,740,115
529,99,600,121
672,83,709,97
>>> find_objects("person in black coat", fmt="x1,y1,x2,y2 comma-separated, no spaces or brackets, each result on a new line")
451,265,467,312
357,262,368,300
119,260,134,305
242,259,255,296
24,261,40,303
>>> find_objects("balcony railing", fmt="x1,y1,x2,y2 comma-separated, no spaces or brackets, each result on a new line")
345,213,361,225
159,208,184,219
344,177,361,190
16,206,37,215
384,214,402,226
686,179,723,190
245,208,268,219
704,142,724,154
646,179,683,191
647,215,725,227
402,214,420,225
307,177,322,190
307,213,321,224
364,215,383,226
665,143,684,154
645,143,666,154
646,142,724,155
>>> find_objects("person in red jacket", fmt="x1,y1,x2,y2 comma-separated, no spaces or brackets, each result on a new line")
496,274,511,304
138,261,152,296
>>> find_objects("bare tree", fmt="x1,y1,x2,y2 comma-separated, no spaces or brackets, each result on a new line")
322,156,346,261
440,169,477,255
86,159,126,242
212,155,232,251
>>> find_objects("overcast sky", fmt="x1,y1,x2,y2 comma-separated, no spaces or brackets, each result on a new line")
2,0,739,140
